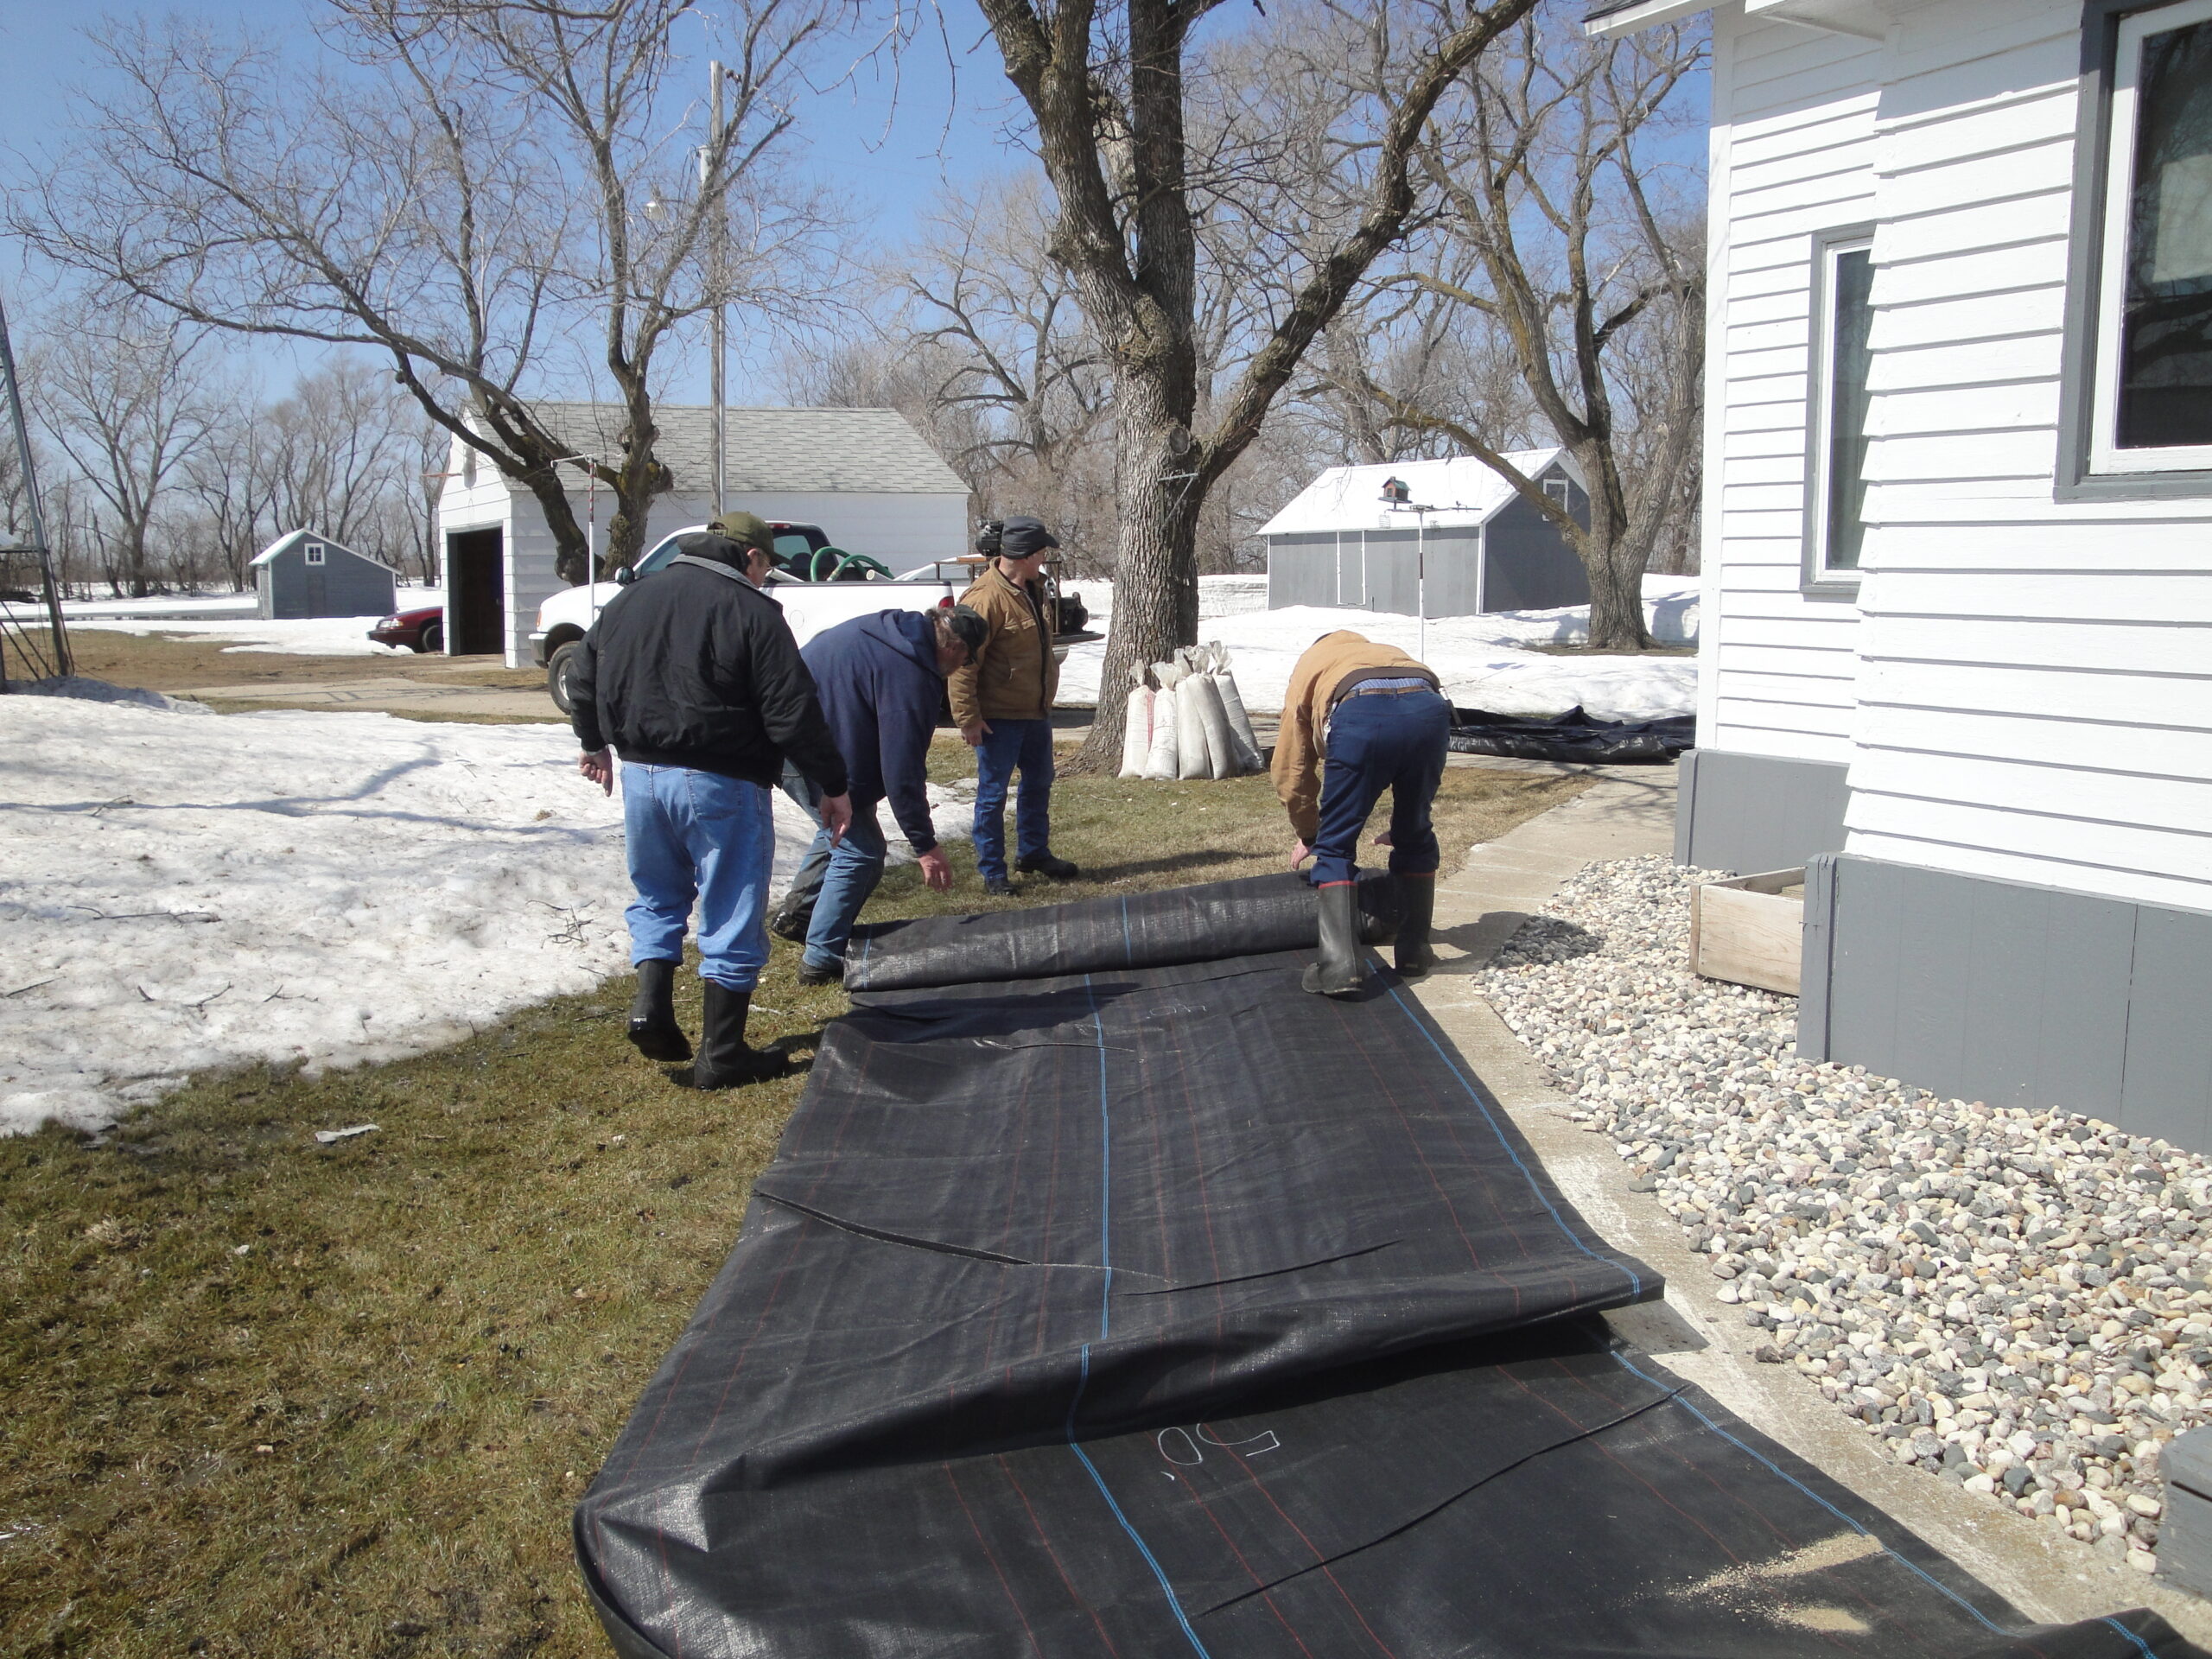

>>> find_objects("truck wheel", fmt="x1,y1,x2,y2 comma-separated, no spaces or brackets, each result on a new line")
417,621,443,654
548,640,584,715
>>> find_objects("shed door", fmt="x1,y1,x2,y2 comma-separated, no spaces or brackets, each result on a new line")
447,527,505,655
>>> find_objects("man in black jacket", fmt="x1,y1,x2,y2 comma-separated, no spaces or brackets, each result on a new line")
571,513,852,1087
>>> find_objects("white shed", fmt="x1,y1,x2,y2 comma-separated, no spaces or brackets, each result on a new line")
1257,449,1591,616
434,404,972,663
1595,0,2212,1144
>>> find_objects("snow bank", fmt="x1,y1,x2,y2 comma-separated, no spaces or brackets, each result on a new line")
63,614,417,657
0,690,885,1136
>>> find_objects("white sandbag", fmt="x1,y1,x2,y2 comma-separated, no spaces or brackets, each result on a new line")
1143,683,1180,779
1209,646,1263,774
1175,672,1212,779
1118,672,1154,778
1182,672,1237,780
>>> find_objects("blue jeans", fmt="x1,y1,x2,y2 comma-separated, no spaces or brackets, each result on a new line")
620,763,774,991
971,717,1053,883
798,804,889,972
776,763,830,918
1311,689,1450,887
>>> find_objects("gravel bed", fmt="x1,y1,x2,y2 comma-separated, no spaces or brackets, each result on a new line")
1483,854,2212,1576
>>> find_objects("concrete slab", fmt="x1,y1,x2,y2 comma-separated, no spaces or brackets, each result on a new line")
1404,765,2212,1640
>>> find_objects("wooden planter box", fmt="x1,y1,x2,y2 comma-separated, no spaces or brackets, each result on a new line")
1689,868,1806,996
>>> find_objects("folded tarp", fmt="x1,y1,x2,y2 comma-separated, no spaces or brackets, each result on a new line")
576,884,2201,1659
1451,703,1696,764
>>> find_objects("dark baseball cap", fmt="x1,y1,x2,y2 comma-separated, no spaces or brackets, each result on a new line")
709,511,776,555
999,516,1059,558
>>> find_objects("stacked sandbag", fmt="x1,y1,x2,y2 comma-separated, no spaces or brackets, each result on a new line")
1118,666,1154,779
1174,646,1236,779
1142,662,1182,780
1208,644,1266,773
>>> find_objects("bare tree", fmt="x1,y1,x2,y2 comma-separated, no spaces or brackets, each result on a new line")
19,0,849,583
31,322,218,597
975,0,1537,771
1351,2,1707,648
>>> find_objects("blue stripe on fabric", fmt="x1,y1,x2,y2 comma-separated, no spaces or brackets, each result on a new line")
1122,896,1133,966
1066,1344,1213,1657
1609,1352,2022,1642
1372,970,1642,1297
1085,973,1113,1338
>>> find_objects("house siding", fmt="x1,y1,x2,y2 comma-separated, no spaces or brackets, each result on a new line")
1845,0,2212,917
1700,9,1882,771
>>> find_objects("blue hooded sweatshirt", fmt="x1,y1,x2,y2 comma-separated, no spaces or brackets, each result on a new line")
799,609,944,855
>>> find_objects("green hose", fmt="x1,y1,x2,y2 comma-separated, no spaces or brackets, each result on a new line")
805,547,894,582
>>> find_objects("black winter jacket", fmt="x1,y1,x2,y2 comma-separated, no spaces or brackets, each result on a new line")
569,540,849,795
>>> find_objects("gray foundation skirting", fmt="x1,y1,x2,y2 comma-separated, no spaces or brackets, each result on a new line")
1674,749,1850,875
1799,853,2212,1154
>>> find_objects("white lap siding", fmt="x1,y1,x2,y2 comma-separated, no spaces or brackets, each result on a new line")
1702,12,1882,763
1846,0,2212,913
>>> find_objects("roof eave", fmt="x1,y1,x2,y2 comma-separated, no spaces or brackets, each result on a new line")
1585,0,1714,36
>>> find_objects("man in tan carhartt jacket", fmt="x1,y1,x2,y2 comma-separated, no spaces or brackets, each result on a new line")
949,516,1076,894
1273,630,1450,995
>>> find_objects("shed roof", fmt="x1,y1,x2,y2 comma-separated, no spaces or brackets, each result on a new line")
249,528,393,571
1256,448,1577,537
510,404,969,497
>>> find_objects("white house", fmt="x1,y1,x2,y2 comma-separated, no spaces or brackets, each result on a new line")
435,404,971,663
1592,0,2212,1143
1257,448,1592,615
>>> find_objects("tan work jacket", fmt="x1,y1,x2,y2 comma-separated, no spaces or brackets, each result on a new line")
948,563,1058,727
1270,632,1440,842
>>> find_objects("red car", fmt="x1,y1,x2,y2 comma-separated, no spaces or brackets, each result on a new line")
368,605,444,653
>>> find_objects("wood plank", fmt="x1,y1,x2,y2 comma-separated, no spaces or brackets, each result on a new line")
1693,876,1807,995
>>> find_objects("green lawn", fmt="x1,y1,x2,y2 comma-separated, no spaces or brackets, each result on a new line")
0,742,1587,1658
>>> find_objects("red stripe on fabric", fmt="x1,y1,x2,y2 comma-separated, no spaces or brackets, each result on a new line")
945,1462,1046,1656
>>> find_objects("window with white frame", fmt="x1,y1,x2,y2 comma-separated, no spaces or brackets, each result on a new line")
1803,229,1874,592
2088,0,2212,476
1542,474,1571,511
304,543,327,566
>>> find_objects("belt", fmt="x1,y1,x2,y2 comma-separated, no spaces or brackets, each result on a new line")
1341,678,1432,699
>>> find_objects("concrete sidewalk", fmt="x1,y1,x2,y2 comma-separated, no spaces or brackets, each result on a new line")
1405,761,2212,1642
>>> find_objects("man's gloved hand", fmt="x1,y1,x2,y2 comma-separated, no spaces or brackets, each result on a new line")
820,791,854,847
916,847,952,892
579,749,613,795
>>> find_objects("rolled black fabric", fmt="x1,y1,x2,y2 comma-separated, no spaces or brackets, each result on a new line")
576,882,2200,1659
1450,703,1696,764
844,871,1399,991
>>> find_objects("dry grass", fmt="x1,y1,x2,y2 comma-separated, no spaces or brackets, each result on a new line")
0,740,1587,1658
61,629,543,691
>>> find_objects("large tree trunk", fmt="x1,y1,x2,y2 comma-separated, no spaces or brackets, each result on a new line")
1573,447,1655,652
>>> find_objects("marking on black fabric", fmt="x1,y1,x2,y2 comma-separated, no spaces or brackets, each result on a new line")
1067,1344,1214,1656
1373,969,1643,1298
1608,1352,2036,1648
1085,973,1114,1338
1157,1425,1282,1466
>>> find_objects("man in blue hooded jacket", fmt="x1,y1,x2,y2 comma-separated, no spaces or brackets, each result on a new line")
779,604,989,984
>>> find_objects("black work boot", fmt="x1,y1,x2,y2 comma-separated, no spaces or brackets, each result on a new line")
1301,881,1366,997
768,889,814,944
688,982,788,1089
1016,851,1079,880
626,958,691,1062
1394,874,1437,978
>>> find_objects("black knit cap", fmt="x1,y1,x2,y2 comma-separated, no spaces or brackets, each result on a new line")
999,515,1059,557
945,604,989,662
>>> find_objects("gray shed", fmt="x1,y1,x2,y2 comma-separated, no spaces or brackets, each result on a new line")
251,530,397,620
1260,448,1590,617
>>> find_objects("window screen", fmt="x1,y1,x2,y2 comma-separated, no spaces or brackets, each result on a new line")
2115,12,2212,450
1823,246,1875,572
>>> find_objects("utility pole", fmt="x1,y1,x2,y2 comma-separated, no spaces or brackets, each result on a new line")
0,286,71,687
706,60,726,515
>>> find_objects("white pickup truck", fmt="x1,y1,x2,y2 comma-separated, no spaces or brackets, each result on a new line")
532,521,1090,714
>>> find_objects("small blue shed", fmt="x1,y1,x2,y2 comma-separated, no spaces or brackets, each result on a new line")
252,530,397,620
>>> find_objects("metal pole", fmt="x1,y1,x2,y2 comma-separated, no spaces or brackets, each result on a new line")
0,285,68,683
708,60,726,515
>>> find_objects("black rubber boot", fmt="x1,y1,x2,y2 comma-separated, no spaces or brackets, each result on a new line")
626,959,692,1062
1016,851,1079,880
1394,874,1437,978
688,982,788,1089
1300,881,1365,997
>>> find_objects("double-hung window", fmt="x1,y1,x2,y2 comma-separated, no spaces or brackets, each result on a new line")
2064,0,2212,491
1803,227,1875,595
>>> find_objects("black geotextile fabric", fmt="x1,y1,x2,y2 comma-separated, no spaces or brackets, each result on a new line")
575,887,2201,1659
842,871,1402,993
1450,703,1697,764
